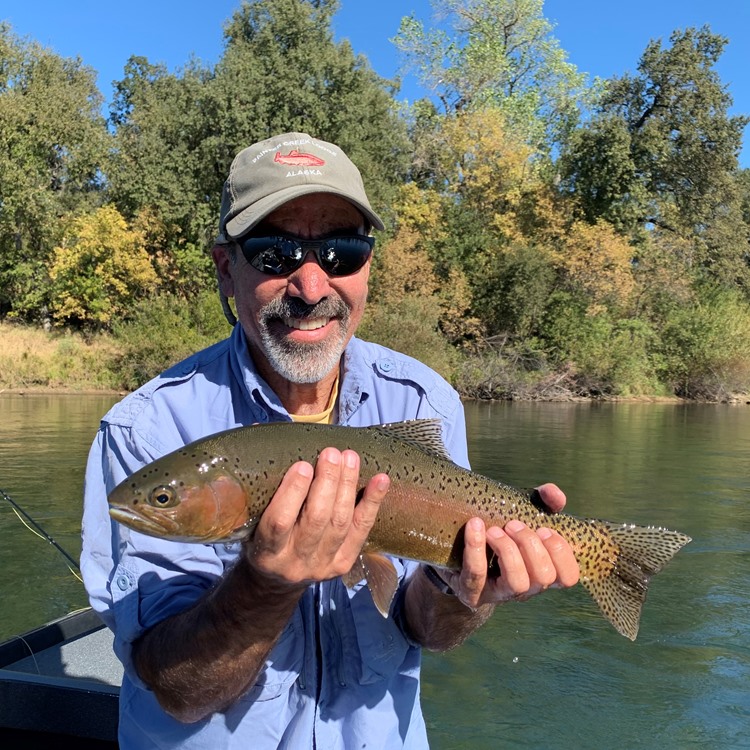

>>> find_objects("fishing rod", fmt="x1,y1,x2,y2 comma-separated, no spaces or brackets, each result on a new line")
1,487,82,581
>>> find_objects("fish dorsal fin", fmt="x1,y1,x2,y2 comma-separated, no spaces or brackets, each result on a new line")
371,419,452,461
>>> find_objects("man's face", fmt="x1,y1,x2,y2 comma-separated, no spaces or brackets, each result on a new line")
214,193,371,388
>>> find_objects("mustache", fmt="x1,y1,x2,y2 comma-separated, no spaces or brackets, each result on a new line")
260,295,350,321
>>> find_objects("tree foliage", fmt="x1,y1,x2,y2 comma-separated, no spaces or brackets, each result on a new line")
393,0,591,150
108,0,409,250
561,27,749,289
49,206,158,327
1,5,748,399
0,23,110,318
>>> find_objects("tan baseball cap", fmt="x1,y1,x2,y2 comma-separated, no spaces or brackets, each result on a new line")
218,132,384,240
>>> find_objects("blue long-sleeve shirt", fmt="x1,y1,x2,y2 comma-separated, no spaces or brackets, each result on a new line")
82,323,469,749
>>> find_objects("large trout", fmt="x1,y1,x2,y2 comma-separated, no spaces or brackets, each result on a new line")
108,419,691,640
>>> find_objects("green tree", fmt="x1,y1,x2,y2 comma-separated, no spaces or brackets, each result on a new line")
561,26,749,288
0,23,110,319
207,0,410,214
109,56,214,236
393,0,591,150
107,0,410,297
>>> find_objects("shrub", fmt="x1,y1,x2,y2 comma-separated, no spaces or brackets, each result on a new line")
658,285,750,400
111,291,230,390
542,292,664,396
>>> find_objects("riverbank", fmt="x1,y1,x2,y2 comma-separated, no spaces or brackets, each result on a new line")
0,323,120,392
1,321,747,403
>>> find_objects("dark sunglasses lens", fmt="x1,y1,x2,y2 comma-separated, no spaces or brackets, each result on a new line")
241,238,301,275
318,237,373,275
240,236,373,276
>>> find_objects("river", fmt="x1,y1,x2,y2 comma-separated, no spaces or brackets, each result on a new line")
0,394,748,749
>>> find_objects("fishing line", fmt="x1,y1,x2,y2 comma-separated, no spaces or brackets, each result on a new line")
0,487,83,582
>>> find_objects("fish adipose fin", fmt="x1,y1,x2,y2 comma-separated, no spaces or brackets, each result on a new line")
580,522,691,641
343,552,399,617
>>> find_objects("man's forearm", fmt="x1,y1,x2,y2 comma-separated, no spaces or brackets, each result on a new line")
404,566,495,651
133,556,306,723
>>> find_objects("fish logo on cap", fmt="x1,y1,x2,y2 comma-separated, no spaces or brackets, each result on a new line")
274,150,326,167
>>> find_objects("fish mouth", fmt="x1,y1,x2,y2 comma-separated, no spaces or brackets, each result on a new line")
282,316,331,331
109,506,181,536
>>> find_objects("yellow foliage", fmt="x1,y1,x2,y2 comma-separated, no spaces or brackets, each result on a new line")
50,205,159,326
553,220,635,310
393,183,446,241
437,109,538,242
373,226,441,305
372,226,482,343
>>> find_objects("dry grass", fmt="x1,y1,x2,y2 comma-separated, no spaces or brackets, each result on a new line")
0,322,121,391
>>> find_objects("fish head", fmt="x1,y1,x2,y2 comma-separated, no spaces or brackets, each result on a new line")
108,459,253,543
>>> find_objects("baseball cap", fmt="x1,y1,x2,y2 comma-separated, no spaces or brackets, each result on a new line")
218,132,384,241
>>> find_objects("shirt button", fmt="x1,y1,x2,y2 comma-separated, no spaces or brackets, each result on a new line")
378,359,394,373
116,575,130,591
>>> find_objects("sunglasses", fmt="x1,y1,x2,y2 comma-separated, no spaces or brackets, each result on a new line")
237,234,375,277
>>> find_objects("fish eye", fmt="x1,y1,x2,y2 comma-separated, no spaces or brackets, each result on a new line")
148,485,178,508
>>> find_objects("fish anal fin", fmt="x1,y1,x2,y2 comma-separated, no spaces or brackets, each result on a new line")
358,552,399,618
372,419,452,461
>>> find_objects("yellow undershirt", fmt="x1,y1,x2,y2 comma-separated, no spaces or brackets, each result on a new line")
289,374,340,424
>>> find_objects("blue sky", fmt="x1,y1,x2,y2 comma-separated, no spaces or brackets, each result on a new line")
2,0,748,166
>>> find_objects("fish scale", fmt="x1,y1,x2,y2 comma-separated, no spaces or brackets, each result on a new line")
109,419,691,640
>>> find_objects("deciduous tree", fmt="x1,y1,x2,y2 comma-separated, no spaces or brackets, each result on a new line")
560,26,749,289
393,0,591,150
49,206,158,327
0,23,110,319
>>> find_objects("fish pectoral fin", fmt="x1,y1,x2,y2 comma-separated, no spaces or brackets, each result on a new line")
360,552,399,618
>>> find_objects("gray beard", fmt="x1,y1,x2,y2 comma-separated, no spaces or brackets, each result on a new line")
257,296,351,384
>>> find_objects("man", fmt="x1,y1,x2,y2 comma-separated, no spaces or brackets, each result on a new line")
82,132,579,748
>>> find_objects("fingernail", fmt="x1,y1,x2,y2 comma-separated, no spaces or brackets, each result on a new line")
537,527,553,541
374,474,390,492
297,461,314,478
487,527,505,541
344,450,359,469
506,520,526,533
468,518,484,533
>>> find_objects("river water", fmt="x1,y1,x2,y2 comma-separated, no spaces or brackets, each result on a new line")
0,394,748,749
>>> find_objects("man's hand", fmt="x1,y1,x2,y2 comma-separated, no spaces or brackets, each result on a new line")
433,483,580,610
244,448,390,588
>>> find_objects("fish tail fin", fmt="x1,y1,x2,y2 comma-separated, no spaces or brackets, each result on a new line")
578,522,691,641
